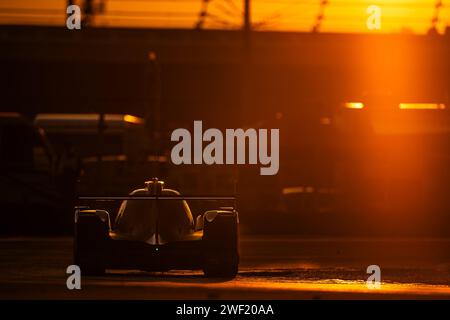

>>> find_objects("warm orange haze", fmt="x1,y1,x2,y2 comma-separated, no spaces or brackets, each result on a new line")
2,0,450,305
0,0,449,34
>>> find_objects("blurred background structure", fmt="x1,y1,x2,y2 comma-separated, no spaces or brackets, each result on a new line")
1,1,450,236
0,0,450,34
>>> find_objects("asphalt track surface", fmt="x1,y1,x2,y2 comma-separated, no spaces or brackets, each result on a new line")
1,236,450,299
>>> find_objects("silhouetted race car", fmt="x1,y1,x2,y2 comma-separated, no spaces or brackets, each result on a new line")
74,178,239,277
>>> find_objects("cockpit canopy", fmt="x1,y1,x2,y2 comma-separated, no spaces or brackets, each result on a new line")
114,186,194,244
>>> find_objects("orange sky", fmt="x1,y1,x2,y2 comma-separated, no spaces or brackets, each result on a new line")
0,0,448,34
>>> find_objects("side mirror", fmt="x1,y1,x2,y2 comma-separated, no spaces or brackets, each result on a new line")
195,214,204,231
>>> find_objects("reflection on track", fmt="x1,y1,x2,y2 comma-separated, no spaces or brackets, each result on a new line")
1,237,450,299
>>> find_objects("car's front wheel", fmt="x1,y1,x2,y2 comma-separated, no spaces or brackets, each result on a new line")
203,252,239,278
74,244,106,276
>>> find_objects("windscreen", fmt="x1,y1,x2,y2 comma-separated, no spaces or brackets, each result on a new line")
114,189,194,244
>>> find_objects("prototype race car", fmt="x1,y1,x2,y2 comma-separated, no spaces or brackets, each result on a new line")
74,178,239,277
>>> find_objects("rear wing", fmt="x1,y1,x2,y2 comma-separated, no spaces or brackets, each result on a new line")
79,196,235,201
78,196,237,211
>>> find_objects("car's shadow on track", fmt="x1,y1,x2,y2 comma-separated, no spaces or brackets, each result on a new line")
89,271,235,284
92,268,325,284
87,268,323,284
